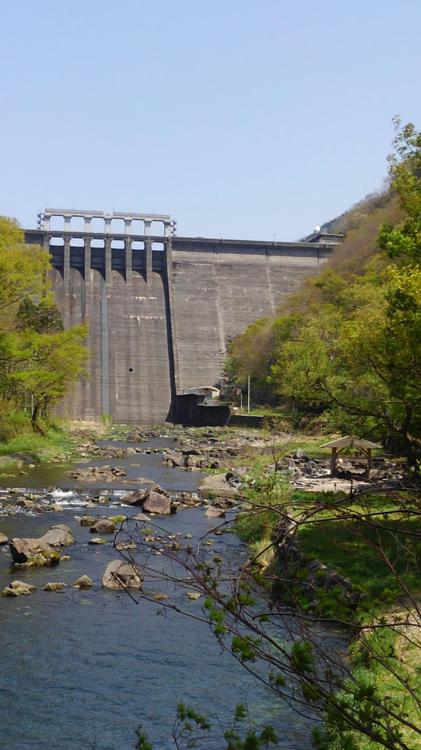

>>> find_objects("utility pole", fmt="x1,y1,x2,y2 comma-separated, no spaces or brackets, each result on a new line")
247,375,250,414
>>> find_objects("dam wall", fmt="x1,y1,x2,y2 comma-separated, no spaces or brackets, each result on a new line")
25,213,335,422
171,238,330,395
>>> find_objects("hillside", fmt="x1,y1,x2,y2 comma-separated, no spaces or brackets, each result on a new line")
226,121,421,468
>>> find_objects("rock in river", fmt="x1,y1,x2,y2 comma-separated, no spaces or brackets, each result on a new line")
41,524,73,547
16,497,36,510
125,489,150,506
43,582,67,592
0,532,8,545
9,537,55,565
198,473,240,500
90,518,116,535
80,515,96,527
68,465,127,481
143,491,175,515
1,580,37,596
102,560,142,591
72,574,93,589
9,524,73,565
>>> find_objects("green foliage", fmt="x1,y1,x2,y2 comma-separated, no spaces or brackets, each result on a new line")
290,640,314,673
135,726,153,750
15,297,64,333
235,467,293,545
224,121,421,468
135,703,279,749
0,216,87,437
299,515,421,621
231,635,258,662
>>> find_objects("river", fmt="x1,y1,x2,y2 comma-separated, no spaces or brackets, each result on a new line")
0,435,314,749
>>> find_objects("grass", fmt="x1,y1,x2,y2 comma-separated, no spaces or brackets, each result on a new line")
314,623,421,750
0,424,76,462
298,514,421,619
234,457,421,749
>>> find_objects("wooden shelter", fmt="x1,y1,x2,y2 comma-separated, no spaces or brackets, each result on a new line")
320,435,382,479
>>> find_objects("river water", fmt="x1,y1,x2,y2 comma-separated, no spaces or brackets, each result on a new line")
0,437,314,749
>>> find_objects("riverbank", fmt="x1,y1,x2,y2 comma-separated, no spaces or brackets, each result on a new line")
233,452,420,750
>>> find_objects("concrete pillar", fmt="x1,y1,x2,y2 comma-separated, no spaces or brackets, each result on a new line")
125,238,132,282
144,220,152,235
164,238,180,414
101,237,112,417
84,217,92,233
64,216,71,233
124,219,132,236
63,236,71,328
84,236,91,284
145,238,152,282
100,276,110,416
104,237,112,283
104,217,112,235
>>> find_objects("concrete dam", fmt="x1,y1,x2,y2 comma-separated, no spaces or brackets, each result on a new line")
25,209,338,422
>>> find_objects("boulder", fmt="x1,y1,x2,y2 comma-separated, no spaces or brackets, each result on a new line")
80,515,96,527
185,454,202,468
205,506,226,518
1,580,36,596
198,474,240,499
150,484,169,496
125,489,150,506
101,560,142,591
90,519,116,535
181,447,203,456
16,497,36,510
9,536,52,564
43,581,67,592
72,574,93,589
163,450,184,467
143,491,174,515
9,524,72,565
0,532,8,545
88,537,107,545
41,525,73,547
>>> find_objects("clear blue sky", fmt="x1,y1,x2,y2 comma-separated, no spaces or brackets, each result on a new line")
1,0,420,240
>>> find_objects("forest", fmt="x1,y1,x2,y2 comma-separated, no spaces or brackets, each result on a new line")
226,120,421,472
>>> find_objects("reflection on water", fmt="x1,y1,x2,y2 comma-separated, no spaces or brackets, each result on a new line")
0,439,313,749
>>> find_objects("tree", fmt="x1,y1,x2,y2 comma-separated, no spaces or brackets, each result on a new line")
114,473,420,750
0,216,87,434
226,121,421,470
10,326,87,432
